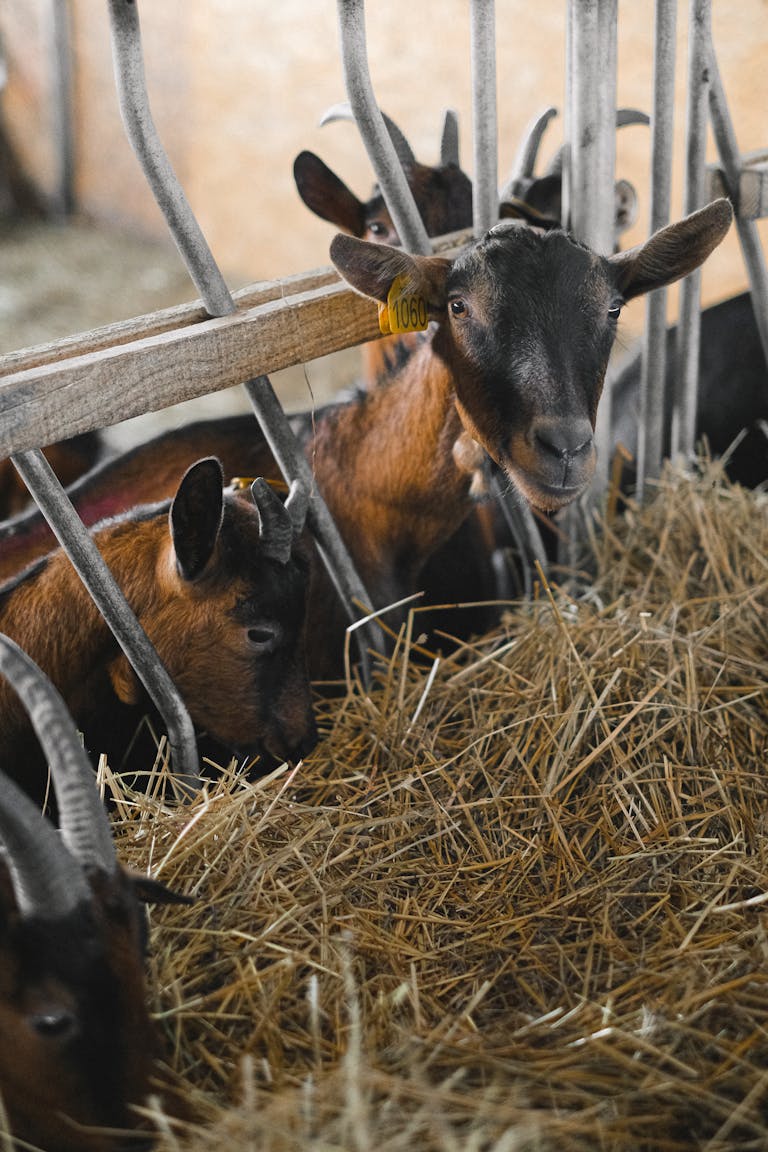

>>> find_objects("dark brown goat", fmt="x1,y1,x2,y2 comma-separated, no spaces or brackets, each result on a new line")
0,433,103,518
0,202,733,682
0,632,182,1151
0,457,317,791
294,109,473,385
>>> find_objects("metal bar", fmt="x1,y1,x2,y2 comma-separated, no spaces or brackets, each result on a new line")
11,448,199,780
470,0,498,236
567,0,618,494
568,1,617,255
244,376,384,673
106,0,235,316
637,0,677,497
672,0,711,459
49,0,75,218
106,0,381,679
336,0,431,255
470,0,545,589
708,46,768,376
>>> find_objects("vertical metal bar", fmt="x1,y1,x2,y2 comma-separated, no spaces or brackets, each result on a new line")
107,0,381,677
637,0,677,497
10,448,199,779
244,377,384,673
567,0,618,492
708,46,768,374
106,0,235,316
562,3,574,231
470,0,545,585
568,1,617,255
470,0,498,236
672,0,711,459
49,0,75,218
336,0,431,255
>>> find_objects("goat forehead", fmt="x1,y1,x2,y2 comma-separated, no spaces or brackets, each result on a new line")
231,561,306,625
453,229,611,308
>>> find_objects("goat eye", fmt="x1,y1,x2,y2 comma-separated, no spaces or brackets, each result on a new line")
246,624,282,653
367,221,388,238
608,303,623,320
449,298,467,317
30,1010,78,1041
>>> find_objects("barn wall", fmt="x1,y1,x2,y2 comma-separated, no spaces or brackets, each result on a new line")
2,1,767,329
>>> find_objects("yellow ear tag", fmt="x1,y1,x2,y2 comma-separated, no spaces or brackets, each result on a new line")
378,273,429,335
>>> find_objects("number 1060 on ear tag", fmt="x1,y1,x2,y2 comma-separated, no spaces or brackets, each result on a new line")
378,274,429,335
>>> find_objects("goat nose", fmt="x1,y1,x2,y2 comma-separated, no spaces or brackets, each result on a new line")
534,419,594,461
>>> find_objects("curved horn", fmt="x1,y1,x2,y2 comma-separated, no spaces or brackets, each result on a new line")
0,772,91,919
251,478,293,565
545,107,650,177
616,107,650,129
507,106,558,187
0,634,118,877
284,478,310,535
440,109,460,167
320,101,416,168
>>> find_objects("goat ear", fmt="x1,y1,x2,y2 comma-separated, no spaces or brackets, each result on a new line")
293,151,367,236
502,174,564,227
108,653,141,705
330,233,451,311
614,178,639,235
127,870,194,906
170,457,225,582
609,197,733,300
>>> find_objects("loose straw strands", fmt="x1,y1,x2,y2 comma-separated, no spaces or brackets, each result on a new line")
80,465,768,1149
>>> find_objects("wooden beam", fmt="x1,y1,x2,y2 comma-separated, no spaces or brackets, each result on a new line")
0,272,380,456
0,265,339,376
0,230,472,457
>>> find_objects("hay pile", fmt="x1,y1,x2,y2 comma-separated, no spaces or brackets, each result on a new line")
113,463,767,1151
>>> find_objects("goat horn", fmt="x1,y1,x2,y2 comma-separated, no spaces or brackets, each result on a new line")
251,478,293,566
505,106,558,190
0,771,91,919
284,478,310,535
440,109,460,167
0,633,118,877
320,101,416,168
545,107,650,176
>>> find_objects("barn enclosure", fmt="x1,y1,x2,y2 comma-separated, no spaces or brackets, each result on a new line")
0,0,767,1149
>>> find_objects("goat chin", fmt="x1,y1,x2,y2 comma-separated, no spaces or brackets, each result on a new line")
504,464,592,513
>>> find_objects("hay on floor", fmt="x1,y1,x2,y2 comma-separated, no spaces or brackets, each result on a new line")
53,464,768,1148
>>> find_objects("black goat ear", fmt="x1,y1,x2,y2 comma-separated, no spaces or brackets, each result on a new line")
293,151,367,236
330,233,450,311
128,870,194,906
609,197,732,300
170,457,224,582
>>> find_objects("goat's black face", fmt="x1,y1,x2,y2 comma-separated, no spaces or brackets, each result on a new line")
330,198,733,513
435,223,619,510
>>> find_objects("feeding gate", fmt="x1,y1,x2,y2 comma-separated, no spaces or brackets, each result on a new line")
0,0,765,780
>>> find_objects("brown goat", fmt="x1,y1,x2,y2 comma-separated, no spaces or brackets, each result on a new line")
0,632,184,1151
0,457,317,793
0,201,733,682
294,111,473,386
0,434,102,519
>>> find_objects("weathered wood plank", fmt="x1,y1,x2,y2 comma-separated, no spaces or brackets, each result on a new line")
0,265,340,376
0,275,381,455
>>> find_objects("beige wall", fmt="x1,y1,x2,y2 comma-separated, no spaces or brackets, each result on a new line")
3,1,767,325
